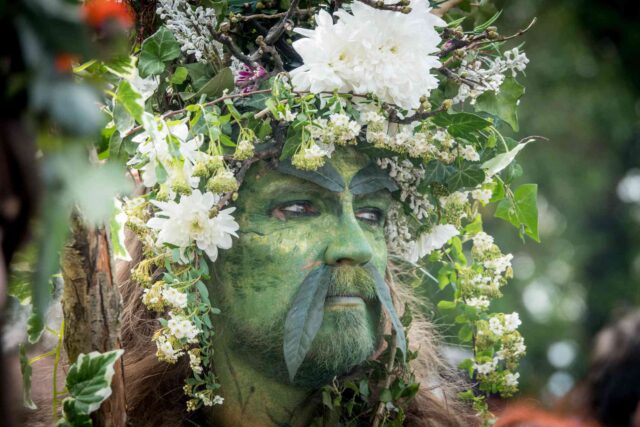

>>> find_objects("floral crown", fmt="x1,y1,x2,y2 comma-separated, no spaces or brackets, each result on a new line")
110,0,536,422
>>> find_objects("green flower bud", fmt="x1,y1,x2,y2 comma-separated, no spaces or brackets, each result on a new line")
207,170,239,193
207,155,224,173
233,138,255,160
192,161,210,178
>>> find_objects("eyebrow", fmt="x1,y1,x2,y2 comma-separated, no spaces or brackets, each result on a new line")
275,159,345,192
348,163,399,195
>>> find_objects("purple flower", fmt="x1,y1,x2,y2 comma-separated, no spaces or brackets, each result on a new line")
235,64,267,93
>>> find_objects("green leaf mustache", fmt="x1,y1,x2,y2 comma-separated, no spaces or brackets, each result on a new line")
283,263,407,382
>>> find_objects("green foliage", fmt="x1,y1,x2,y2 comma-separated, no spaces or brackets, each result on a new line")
349,163,400,195
431,112,492,138
446,164,486,191
57,349,124,426
181,67,234,101
276,159,346,192
495,183,540,241
19,345,36,410
283,266,332,381
476,78,525,131
365,263,407,360
138,27,181,77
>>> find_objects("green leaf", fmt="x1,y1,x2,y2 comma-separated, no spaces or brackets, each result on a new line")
431,112,491,139
57,399,92,427
283,265,331,381
276,159,345,193
110,200,131,261
170,66,189,85
27,311,45,344
446,165,486,191
138,27,181,78
65,349,125,414
349,163,399,195
280,126,303,160
364,263,407,361
196,281,210,301
185,63,215,91
113,99,135,136
19,344,36,409
482,139,534,177
437,300,457,310
115,80,143,123
475,77,525,131
181,68,234,101
495,184,539,242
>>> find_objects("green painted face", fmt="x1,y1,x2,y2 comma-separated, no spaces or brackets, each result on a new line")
211,148,392,386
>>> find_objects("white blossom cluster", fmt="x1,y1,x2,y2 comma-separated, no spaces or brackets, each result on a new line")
156,0,222,63
454,48,529,105
290,0,445,109
361,112,480,164
384,203,414,258
378,157,434,221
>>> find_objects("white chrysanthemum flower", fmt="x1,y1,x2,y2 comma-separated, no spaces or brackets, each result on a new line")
162,287,188,309
408,224,459,262
504,312,522,332
290,0,445,109
147,190,239,262
167,313,200,342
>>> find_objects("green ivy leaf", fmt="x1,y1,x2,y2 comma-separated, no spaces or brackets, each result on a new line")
475,77,525,131
57,400,92,427
65,349,125,414
437,300,456,310
431,112,491,139
495,183,539,242
138,27,181,78
446,165,486,191
27,311,45,344
349,163,399,195
481,139,533,177
114,80,143,123
365,263,407,361
185,63,215,91
19,344,36,409
283,265,331,381
181,68,234,101
170,66,189,85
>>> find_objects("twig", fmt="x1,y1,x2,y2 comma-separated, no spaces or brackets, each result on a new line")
386,102,449,124
124,89,273,137
357,0,410,13
372,331,398,427
235,8,314,21
256,35,285,72
209,26,258,68
467,18,537,50
263,0,301,46
431,0,464,17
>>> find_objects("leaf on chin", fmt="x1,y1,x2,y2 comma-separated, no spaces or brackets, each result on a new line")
283,265,332,382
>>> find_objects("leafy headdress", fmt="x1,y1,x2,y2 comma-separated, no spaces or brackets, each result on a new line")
109,0,537,423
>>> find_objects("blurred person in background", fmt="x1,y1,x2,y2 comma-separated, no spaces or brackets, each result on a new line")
560,310,640,427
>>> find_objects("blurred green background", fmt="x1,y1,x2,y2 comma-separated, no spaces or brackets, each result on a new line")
482,0,640,400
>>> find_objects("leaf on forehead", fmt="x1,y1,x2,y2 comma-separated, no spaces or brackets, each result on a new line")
349,163,399,195
364,263,407,361
284,265,332,382
276,159,345,192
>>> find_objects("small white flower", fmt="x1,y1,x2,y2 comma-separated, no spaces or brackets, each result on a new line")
466,296,490,310
474,359,498,376
188,350,203,374
471,189,492,205
155,335,183,363
162,287,188,309
484,253,513,275
504,312,522,332
472,231,495,253
489,316,504,336
167,313,200,342
213,395,224,405
459,145,480,162
504,372,520,387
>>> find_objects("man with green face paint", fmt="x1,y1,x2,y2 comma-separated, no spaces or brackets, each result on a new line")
209,148,394,426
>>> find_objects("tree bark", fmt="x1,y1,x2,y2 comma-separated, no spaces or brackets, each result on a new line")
60,212,127,427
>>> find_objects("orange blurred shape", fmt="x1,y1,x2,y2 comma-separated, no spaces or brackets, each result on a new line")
83,0,135,28
495,404,599,427
54,53,79,73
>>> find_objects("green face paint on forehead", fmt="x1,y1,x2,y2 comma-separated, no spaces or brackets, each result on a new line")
210,147,393,386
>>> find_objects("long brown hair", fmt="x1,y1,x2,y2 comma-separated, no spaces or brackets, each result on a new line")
117,236,471,426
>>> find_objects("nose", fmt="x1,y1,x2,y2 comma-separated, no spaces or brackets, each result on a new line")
324,201,374,266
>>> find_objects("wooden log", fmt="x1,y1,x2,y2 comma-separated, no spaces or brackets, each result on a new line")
60,212,127,427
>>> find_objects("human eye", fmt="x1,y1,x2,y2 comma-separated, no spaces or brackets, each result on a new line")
272,201,320,220
355,207,384,226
